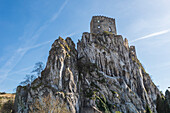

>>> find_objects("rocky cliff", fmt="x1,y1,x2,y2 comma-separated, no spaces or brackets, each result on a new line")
14,17,161,113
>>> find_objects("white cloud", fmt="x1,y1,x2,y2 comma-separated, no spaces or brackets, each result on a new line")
130,29,170,43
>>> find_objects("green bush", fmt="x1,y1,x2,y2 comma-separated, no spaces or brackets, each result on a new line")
156,93,170,113
146,104,152,113
115,111,122,113
103,31,112,35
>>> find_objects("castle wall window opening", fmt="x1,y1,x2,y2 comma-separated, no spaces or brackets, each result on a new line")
109,27,112,32
98,25,101,29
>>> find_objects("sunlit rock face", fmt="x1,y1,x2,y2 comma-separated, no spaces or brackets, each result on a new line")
77,33,160,113
14,37,79,113
14,16,161,113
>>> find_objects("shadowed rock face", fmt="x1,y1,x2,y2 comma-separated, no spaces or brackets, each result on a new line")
77,33,160,113
14,18,161,113
165,90,170,107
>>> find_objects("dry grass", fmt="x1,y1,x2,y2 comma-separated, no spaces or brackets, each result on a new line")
0,94,15,98
0,93,15,113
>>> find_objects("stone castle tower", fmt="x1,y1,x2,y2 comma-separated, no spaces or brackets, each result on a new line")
90,16,117,34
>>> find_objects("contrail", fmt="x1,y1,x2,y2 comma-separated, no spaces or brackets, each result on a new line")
0,31,75,83
17,32,77,53
130,29,170,43
0,0,69,83
50,0,69,22
17,40,52,52
63,32,76,38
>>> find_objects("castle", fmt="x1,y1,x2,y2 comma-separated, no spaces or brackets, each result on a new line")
14,15,161,113
90,16,117,34
83,16,136,57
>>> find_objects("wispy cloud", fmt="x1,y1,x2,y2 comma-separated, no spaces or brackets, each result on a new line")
9,66,33,75
17,40,52,53
0,50,28,83
17,32,77,53
0,0,69,83
50,0,69,22
0,31,76,83
18,31,76,54
150,62,170,70
130,29,170,43
63,32,77,38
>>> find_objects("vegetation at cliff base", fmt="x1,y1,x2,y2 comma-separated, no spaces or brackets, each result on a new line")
0,93,15,113
156,91,170,113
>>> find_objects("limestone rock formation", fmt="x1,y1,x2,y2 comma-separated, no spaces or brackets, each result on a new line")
14,37,79,113
14,16,161,113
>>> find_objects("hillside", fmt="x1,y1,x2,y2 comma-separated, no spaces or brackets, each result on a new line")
0,93,15,113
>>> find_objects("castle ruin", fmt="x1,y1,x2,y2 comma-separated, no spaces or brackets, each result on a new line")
90,16,117,34
81,16,137,56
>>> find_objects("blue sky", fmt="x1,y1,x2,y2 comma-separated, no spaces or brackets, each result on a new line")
0,0,170,93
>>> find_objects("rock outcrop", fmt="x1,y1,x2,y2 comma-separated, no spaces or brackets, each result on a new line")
14,16,161,113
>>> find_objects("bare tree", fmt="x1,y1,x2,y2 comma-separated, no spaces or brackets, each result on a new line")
32,62,44,77
20,62,44,86
20,74,36,86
